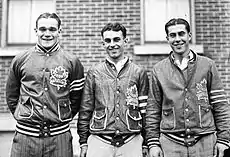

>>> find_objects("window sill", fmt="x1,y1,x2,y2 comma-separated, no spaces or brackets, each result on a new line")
0,47,29,56
134,44,203,55
0,113,16,131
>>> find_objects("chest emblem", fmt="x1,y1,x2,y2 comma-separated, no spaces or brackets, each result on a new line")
126,85,139,108
50,66,68,90
196,78,208,102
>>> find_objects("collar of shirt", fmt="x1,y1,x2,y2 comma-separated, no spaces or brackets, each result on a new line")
106,57,129,73
35,42,60,55
171,51,194,70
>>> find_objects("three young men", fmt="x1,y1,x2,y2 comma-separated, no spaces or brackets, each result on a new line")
6,12,230,157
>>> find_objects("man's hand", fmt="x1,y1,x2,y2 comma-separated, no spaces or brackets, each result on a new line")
143,146,149,157
80,145,88,157
214,143,228,157
149,146,163,157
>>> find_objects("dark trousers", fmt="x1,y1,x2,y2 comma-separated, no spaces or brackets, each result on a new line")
10,131,73,157
224,148,230,157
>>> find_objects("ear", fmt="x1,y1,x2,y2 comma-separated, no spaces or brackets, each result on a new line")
101,40,105,47
188,32,192,41
124,37,128,44
58,28,62,34
166,36,169,41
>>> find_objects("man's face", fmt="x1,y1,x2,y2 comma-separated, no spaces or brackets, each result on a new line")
35,18,60,48
102,30,127,62
166,24,191,56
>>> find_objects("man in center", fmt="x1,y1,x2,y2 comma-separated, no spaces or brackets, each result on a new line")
77,22,149,157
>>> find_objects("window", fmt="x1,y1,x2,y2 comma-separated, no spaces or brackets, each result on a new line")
144,0,191,42
4,0,55,45
134,0,202,55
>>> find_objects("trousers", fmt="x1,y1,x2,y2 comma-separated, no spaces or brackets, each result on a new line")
86,134,143,157
10,131,73,157
159,133,216,157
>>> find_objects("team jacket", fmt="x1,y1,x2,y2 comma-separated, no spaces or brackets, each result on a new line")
146,51,230,148
77,58,149,146
6,42,85,137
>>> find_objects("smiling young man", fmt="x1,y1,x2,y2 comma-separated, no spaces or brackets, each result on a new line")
146,18,230,157
77,22,149,157
6,12,84,157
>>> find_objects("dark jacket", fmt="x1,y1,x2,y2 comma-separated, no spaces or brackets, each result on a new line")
77,58,149,145
6,43,84,136
146,51,230,148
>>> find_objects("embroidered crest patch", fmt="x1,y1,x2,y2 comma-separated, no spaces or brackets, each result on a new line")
50,66,68,90
196,78,208,102
126,85,139,107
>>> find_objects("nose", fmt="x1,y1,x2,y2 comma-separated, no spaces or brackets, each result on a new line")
175,34,181,41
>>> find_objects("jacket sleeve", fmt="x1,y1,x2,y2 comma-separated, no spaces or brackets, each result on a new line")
208,60,230,147
69,58,85,118
77,68,95,146
137,69,149,147
6,56,21,115
145,69,162,149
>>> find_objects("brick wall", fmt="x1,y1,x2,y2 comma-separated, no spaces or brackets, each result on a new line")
56,0,141,68
195,0,230,95
0,0,230,112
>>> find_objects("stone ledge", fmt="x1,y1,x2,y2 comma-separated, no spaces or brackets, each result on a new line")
0,113,16,131
134,44,203,55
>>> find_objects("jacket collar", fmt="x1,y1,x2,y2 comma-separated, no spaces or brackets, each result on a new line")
35,42,60,54
169,50,197,68
106,57,130,72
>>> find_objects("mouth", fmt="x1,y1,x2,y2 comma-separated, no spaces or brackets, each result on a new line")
42,38,53,41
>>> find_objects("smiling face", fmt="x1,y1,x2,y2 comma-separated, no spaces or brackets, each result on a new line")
166,24,191,57
102,30,127,63
35,18,60,48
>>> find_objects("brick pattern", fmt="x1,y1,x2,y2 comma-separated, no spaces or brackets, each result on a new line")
0,57,12,112
1,0,230,112
195,0,230,96
56,0,140,68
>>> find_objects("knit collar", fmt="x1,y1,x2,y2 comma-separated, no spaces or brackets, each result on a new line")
35,42,60,54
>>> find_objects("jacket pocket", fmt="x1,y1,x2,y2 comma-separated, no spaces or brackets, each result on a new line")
126,109,142,131
161,107,175,130
90,109,107,131
199,105,214,128
17,96,34,119
58,99,72,122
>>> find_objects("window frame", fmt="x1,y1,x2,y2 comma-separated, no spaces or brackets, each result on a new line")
1,0,56,55
140,0,196,44
134,0,202,55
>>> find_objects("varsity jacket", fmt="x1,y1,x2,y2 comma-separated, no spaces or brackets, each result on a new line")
77,58,149,146
146,51,230,148
6,42,85,137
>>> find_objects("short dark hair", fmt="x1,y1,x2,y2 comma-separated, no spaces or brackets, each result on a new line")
165,18,190,35
36,12,61,29
101,22,127,38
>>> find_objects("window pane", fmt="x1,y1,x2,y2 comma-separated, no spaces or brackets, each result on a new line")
8,0,55,44
8,0,31,43
145,0,190,42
